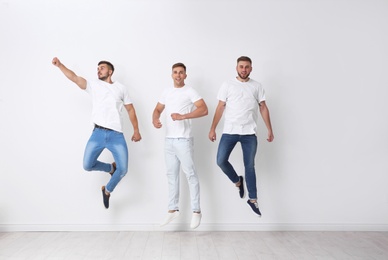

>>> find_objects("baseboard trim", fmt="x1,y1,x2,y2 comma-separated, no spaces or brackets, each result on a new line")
1,223,388,232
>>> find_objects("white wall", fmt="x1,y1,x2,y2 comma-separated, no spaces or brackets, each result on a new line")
1,0,388,231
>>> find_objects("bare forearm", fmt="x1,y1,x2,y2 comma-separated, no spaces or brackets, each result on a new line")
208,105,224,142
260,103,274,142
128,108,142,142
129,110,140,133
171,99,208,121
52,57,86,89
58,64,78,83
210,105,225,131
210,113,221,131
152,110,161,123
260,106,273,132
152,110,162,128
181,106,208,120
152,103,164,129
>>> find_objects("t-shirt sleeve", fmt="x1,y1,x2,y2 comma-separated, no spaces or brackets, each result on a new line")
158,89,168,105
217,81,228,102
189,88,202,103
258,83,266,103
122,84,133,105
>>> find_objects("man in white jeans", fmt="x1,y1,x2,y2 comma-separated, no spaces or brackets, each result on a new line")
152,63,208,229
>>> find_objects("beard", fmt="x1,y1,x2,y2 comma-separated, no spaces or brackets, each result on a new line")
98,73,109,81
238,72,250,80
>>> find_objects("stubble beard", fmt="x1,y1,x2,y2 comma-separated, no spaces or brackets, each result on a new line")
98,73,109,81
238,72,250,80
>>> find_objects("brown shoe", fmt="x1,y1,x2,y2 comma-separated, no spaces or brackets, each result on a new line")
109,162,116,176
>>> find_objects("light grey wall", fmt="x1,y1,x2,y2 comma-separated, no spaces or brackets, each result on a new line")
1,0,387,231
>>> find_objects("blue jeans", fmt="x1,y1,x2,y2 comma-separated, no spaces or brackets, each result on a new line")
83,127,128,193
165,138,201,212
217,134,258,200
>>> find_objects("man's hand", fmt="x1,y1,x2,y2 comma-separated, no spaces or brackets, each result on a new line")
208,130,217,142
171,113,184,121
52,57,61,67
131,131,142,142
153,119,163,129
267,131,274,142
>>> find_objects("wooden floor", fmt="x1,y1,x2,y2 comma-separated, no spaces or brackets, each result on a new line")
0,231,388,260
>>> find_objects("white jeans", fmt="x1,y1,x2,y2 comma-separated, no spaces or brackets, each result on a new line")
165,138,201,212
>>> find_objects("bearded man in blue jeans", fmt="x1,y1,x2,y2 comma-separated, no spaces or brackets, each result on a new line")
52,57,142,209
208,56,274,216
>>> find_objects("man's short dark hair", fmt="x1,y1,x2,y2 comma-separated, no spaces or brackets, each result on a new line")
98,61,115,74
172,62,186,71
237,56,252,65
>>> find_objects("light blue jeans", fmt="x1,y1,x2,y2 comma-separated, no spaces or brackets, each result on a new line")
83,127,128,193
165,138,201,212
217,134,258,200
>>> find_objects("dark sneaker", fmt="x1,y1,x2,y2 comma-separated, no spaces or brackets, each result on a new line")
109,162,116,176
102,186,110,209
247,200,261,217
237,176,244,198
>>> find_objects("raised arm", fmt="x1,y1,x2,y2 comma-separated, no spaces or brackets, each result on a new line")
259,101,274,142
152,102,165,129
170,98,208,121
208,100,226,142
124,104,141,142
52,57,87,90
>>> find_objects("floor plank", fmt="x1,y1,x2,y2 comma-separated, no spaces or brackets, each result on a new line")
0,231,387,260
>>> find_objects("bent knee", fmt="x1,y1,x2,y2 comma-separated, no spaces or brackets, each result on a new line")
216,158,226,167
116,168,128,178
83,164,93,171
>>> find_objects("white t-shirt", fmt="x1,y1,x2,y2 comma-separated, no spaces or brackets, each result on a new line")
85,80,132,133
217,78,266,135
159,85,202,138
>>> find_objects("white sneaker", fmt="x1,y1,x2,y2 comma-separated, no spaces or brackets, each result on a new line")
190,212,202,229
160,211,180,227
